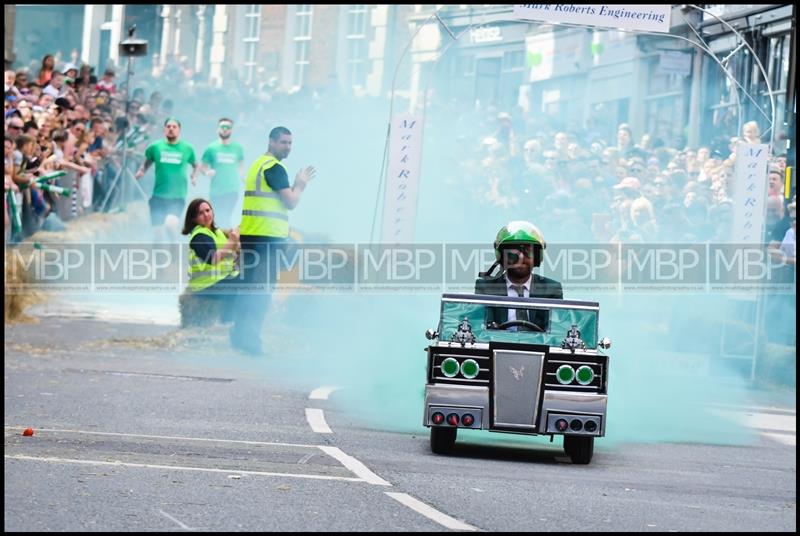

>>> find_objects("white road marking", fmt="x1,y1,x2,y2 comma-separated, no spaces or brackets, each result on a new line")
305,408,333,434
297,453,315,464
709,409,796,446
158,509,195,531
3,426,318,449
309,386,339,400
760,432,796,446
318,446,391,487
709,403,796,416
385,492,478,531
4,454,365,483
740,412,796,433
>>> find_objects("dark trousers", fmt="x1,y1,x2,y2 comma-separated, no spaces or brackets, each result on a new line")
230,236,287,350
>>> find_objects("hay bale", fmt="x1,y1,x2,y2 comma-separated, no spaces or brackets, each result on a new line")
179,290,224,328
4,247,46,324
6,202,151,325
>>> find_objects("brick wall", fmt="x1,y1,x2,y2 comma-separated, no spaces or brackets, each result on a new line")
306,5,339,89
259,5,288,81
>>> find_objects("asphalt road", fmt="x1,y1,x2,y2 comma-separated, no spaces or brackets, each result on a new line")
4,318,796,532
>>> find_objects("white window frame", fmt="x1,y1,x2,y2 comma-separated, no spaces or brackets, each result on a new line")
243,4,261,85
346,5,369,89
293,4,313,89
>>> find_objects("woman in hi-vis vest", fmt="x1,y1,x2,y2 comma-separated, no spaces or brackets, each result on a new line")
181,198,240,319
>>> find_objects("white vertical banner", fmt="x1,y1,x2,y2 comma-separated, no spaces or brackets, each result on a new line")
731,143,770,244
381,114,423,243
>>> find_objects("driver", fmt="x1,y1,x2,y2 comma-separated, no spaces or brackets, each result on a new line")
475,221,563,330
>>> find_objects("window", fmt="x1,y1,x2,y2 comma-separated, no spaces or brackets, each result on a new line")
243,5,261,85
293,4,313,88
502,50,525,72
766,33,789,116
767,34,790,92
346,5,369,88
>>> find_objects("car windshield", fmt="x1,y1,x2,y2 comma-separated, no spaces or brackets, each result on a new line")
438,294,599,348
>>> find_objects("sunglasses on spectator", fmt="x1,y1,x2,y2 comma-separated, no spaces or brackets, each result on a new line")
219,124,233,130
8,124,23,130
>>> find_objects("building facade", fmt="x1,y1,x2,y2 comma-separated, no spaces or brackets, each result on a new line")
6,3,794,156
405,4,794,151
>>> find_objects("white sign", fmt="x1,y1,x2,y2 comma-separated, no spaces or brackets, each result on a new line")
381,114,423,243
513,4,672,33
470,26,502,44
731,142,769,244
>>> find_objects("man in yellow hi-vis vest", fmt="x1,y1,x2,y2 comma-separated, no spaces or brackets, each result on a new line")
230,126,315,355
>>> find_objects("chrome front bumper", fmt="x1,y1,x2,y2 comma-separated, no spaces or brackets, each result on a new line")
424,384,608,436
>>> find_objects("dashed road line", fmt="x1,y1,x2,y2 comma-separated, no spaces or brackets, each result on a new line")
305,408,333,434
309,386,339,400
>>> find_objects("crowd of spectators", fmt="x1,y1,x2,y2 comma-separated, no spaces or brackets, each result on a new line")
5,51,796,263
4,52,179,242
423,100,794,254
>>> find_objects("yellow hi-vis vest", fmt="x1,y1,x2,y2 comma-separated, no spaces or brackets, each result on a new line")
240,154,289,237
188,225,239,291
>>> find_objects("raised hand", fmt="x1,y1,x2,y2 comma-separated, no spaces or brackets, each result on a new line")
295,165,316,188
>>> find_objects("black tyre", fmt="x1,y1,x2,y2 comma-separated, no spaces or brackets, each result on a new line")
564,435,594,464
430,426,457,454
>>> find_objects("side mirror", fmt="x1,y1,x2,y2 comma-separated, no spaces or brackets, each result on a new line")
598,337,611,349
425,329,438,340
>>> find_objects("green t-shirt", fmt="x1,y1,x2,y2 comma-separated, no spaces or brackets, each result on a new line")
201,141,245,196
144,139,196,199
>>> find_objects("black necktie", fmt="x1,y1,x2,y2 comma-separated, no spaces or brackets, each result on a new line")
513,284,528,325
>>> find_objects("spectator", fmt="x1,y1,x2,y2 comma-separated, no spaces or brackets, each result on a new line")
629,197,659,242
617,123,634,157
741,120,761,144
494,112,518,157
768,167,785,198
13,70,29,93
42,72,65,99
95,68,116,94
5,70,20,97
36,54,55,87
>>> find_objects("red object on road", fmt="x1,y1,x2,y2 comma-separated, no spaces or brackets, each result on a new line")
22,428,34,436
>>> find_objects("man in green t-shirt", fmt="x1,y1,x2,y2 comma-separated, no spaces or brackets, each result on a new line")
136,117,197,238
199,117,245,228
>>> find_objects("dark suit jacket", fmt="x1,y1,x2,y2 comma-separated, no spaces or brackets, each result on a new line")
474,272,563,330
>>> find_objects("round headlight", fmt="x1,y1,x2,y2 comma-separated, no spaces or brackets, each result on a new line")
460,359,480,379
556,364,575,384
576,365,595,385
441,357,459,378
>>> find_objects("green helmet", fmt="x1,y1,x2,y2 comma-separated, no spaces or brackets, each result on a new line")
493,220,546,261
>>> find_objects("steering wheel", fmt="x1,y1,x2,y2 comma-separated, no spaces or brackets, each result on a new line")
495,319,545,332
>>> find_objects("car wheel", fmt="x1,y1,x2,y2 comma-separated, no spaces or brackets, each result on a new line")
564,435,594,464
430,426,457,454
